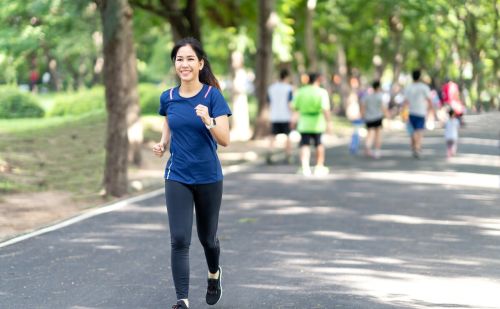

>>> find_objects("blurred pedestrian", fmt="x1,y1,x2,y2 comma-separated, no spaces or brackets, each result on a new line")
402,69,433,159
152,37,231,309
345,89,363,155
360,80,388,159
266,68,294,164
29,69,39,92
441,78,465,125
292,72,332,176
444,107,461,158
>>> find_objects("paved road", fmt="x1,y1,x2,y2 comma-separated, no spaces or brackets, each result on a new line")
1,113,499,309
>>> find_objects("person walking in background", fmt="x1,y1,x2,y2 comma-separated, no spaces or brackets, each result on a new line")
345,88,363,155
152,37,231,309
441,78,465,125
444,107,461,158
266,68,294,164
292,72,332,176
360,80,388,159
403,69,433,159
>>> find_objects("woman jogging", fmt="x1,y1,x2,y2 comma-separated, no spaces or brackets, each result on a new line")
152,37,231,309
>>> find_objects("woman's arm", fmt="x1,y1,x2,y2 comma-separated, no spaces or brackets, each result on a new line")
195,104,230,147
208,115,230,147
152,117,171,157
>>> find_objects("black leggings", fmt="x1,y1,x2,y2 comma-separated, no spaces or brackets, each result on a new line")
165,180,223,300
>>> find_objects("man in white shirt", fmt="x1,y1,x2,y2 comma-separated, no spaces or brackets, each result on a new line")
266,69,294,164
403,70,433,158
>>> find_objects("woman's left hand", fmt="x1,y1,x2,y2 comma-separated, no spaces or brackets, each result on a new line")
195,104,211,126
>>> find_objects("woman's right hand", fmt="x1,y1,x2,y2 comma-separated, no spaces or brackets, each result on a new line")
152,142,167,157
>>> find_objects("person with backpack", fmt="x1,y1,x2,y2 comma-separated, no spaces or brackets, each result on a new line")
152,37,231,309
441,78,465,125
292,72,332,176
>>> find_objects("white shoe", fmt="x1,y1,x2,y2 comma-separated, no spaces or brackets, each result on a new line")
313,165,330,176
298,167,312,176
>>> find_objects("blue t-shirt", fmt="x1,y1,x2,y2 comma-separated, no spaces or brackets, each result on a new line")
158,84,232,184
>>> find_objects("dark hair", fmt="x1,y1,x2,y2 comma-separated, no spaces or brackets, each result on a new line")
412,69,421,81
372,80,381,90
448,107,455,117
279,69,289,80
170,37,221,90
308,72,320,84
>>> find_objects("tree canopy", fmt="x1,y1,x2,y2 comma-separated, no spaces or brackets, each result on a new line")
1,0,498,110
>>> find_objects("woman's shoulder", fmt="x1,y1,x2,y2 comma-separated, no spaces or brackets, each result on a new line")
160,86,179,103
203,84,225,100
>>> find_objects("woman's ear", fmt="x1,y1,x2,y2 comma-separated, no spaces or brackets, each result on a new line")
199,59,204,71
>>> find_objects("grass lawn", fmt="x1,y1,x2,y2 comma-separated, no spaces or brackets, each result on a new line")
0,108,353,198
0,111,106,200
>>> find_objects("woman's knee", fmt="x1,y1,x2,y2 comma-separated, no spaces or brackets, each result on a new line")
199,236,219,250
171,234,191,250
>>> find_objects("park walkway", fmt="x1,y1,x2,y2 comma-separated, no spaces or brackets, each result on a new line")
1,112,499,309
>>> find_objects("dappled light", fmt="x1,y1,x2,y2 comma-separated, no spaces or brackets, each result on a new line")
365,214,467,226
311,230,375,241
1,0,499,306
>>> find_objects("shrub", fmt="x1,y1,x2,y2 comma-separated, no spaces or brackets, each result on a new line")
49,87,105,116
49,84,164,117
0,87,44,119
139,83,163,115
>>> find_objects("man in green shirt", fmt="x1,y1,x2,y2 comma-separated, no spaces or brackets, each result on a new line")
292,73,332,176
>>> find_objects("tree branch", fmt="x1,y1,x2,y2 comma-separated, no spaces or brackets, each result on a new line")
129,0,176,19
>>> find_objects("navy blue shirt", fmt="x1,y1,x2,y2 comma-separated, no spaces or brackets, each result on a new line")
158,84,232,184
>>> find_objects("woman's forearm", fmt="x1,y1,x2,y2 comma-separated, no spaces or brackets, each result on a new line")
209,115,230,147
160,118,171,146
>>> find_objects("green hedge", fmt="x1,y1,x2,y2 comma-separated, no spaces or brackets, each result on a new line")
139,83,163,115
0,87,44,119
49,87,105,116
48,84,163,116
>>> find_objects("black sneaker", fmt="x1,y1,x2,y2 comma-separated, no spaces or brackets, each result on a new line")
206,266,222,305
172,299,189,309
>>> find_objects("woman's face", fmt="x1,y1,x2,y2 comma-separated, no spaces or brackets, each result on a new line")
174,45,204,83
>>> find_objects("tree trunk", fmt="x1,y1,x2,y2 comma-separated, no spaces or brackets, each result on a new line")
252,0,275,139
230,50,251,141
305,0,318,71
389,13,403,87
463,6,484,111
372,21,385,80
97,0,140,197
44,55,61,91
493,0,500,108
336,40,349,115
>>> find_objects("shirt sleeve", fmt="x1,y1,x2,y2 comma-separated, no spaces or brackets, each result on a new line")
425,85,432,99
158,90,169,116
210,88,232,118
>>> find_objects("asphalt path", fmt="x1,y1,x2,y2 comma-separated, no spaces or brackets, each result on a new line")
1,112,499,309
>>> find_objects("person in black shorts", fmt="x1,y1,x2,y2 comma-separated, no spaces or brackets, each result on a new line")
266,69,294,164
360,81,388,158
